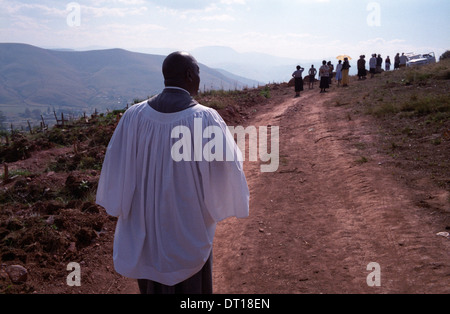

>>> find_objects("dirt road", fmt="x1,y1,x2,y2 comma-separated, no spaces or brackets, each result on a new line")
212,84,449,294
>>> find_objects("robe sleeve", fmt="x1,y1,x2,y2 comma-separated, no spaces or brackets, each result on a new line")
199,110,250,222
96,109,138,219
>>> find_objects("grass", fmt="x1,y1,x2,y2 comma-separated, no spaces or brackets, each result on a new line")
0,168,32,180
196,84,273,116
259,86,271,99
359,61,450,126
371,94,450,118
354,142,367,150
339,59,450,190
356,156,369,164
206,100,227,110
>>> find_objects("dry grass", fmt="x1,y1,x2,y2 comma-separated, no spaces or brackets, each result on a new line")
334,60,450,190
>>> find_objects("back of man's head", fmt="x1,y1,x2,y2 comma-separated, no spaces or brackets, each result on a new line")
162,51,200,96
163,52,195,83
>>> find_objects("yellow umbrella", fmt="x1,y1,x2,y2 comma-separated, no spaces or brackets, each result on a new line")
336,55,352,61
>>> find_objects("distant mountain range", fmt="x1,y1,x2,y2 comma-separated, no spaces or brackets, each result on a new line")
190,46,322,83
138,45,321,83
51,45,324,83
0,43,259,117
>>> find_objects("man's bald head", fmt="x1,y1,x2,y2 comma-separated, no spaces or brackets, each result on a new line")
163,51,200,96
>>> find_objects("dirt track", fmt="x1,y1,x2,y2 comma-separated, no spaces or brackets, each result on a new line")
212,84,449,294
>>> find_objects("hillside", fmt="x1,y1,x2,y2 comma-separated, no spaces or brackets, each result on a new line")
0,43,256,125
0,61,449,294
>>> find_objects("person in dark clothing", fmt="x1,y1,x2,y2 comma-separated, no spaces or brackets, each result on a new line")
308,65,317,89
394,53,400,70
319,60,330,93
357,55,367,80
376,54,383,73
292,65,305,97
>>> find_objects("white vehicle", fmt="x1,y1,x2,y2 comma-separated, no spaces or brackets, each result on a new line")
406,52,436,67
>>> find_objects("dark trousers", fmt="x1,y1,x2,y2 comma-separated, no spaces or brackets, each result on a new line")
295,77,304,92
137,254,213,294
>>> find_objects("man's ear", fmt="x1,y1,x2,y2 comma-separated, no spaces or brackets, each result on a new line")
186,68,193,82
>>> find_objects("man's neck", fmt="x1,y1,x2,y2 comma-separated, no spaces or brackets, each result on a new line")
165,86,191,96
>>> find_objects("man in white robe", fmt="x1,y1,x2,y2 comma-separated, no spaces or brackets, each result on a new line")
96,52,250,294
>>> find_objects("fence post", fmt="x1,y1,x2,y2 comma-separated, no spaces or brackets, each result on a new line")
3,163,8,183
27,120,33,134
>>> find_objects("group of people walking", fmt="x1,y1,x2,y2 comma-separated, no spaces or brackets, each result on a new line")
292,57,351,96
292,52,409,96
318,58,351,92
359,52,408,79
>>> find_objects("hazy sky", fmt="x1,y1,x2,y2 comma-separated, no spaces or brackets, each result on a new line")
1,0,449,61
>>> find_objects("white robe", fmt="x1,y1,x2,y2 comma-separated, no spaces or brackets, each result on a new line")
96,100,249,286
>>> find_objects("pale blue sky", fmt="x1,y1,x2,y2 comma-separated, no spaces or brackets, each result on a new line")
1,0,449,61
